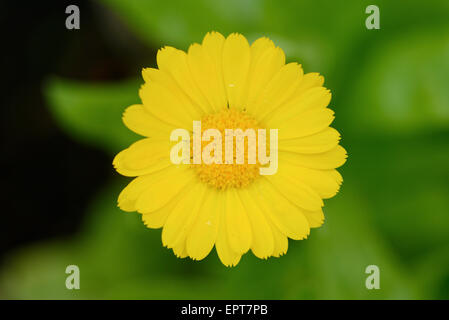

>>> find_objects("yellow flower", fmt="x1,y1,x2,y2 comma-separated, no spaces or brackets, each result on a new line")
113,31,347,266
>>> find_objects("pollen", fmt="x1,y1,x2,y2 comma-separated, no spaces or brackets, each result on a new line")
192,108,264,190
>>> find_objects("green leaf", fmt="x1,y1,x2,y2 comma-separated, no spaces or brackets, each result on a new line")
341,28,449,135
346,136,449,260
99,0,367,73
0,183,225,299
45,77,142,154
0,183,427,299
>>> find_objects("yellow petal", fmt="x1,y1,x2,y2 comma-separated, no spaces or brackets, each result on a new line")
278,127,340,153
113,138,171,177
172,240,188,258
250,37,276,59
277,163,342,199
250,62,303,120
295,72,324,93
302,209,325,228
188,41,226,113
277,108,335,140
117,172,165,212
139,81,197,128
186,190,220,261
270,224,288,257
141,196,180,229
201,31,227,112
223,33,251,109
224,188,252,254
245,38,285,112
215,194,242,267
202,31,225,63
265,172,323,211
328,169,343,185
156,46,211,114
142,67,201,118
266,86,331,127
280,145,348,170
239,187,274,259
142,67,205,120
122,104,175,138
135,165,195,213
252,181,310,240
161,182,207,248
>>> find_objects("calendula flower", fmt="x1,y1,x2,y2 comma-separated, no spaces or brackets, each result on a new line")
113,31,346,266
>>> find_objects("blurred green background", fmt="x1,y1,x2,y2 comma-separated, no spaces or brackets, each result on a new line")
1,0,448,299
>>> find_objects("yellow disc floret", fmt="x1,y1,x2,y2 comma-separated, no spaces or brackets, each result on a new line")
193,108,264,190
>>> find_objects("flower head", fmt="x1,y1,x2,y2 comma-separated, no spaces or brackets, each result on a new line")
113,31,347,266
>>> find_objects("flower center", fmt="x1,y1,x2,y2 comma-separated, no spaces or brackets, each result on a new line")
192,108,264,190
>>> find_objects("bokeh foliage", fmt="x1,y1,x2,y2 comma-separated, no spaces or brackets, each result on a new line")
1,0,449,299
